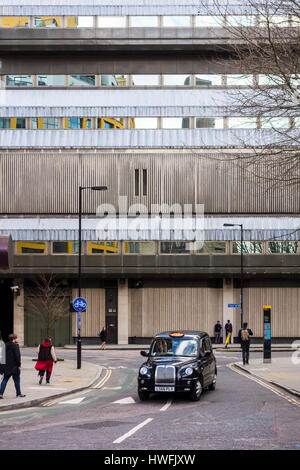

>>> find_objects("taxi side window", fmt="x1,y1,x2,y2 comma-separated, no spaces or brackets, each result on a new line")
204,337,212,353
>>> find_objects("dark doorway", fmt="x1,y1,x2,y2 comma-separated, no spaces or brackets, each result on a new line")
105,288,118,343
0,279,13,342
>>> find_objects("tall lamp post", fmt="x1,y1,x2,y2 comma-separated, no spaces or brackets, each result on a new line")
223,223,244,328
77,185,108,369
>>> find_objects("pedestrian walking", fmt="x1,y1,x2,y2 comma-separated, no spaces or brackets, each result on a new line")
98,326,107,350
35,337,57,384
238,322,253,365
214,321,222,344
0,333,26,399
225,320,233,344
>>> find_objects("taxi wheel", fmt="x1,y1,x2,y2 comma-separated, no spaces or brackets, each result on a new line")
138,389,150,401
189,379,202,401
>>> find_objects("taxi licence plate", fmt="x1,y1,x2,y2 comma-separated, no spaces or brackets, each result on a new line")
155,386,175,392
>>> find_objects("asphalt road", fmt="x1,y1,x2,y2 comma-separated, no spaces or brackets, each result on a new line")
0,350,299,452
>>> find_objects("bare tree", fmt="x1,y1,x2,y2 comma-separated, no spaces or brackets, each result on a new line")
198,0,300,187
25,273,70,338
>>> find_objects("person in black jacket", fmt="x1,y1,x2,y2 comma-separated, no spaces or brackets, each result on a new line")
0,334,25,398
99,326,107,350
238,322,254,365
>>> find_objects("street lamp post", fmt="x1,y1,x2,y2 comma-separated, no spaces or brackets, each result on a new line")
223,223,244,328
77,185,108,369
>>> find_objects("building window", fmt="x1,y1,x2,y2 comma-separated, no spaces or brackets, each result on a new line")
232,241,262,254
195,16,223,27
124,241,156,254
162,118,190,129
195,74,222,86
130,16,159,27
6,75,33,86
65,118,92,129
1,17,29,28
97,16,127,28
195,241,227,253
16,242,47,254
34,16,61,27
52,242,79,254
160,242,191,254
227,16,256,27
38,75,65,86
228,117,257,129
260,117,290,128
163,75,191,86
133,118,158,129
88,241,119,254
162,16,191,27
131,75,160,86
77,16,94,27
69,75,95,86
100,75,128,86
0,118,11,129
32,118,60,129
135,169,140,196
97,118,125,129
268,241,298,254
196,117,223,129
226,74,254,86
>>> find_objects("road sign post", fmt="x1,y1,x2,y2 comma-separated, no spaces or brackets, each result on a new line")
73,297,87,369
263,305,272,363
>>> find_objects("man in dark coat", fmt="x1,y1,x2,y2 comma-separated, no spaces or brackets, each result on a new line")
0,334,25,398
238,322,254,365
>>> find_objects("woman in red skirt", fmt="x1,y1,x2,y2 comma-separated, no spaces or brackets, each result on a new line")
35,337,57,384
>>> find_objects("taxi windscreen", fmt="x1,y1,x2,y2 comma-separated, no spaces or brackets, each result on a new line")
150,337,198,357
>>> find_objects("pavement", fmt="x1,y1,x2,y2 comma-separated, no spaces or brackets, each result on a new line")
0,343,299,411
0,355,102,411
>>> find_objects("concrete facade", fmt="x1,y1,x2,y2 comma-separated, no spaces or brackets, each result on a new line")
0,2,299,345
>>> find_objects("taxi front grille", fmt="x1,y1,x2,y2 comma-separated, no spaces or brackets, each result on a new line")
155,365,175,385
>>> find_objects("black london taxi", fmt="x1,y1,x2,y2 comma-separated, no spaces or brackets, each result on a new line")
138,330,217,401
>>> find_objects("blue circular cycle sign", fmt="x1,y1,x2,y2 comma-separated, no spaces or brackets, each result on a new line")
73,297,87,312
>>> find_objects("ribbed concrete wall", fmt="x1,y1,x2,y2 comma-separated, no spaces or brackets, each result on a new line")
1,151,299,214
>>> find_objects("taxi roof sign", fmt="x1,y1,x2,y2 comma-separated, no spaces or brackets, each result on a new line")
169,332,184,337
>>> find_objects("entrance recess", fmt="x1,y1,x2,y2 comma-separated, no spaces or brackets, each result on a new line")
105,288,118,343
0,280,13,342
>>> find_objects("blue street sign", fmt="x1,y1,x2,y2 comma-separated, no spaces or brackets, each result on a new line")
73,297,87,312
228,304,240,308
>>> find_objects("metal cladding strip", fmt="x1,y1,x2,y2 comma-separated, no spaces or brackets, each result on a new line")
0,217,299,241
0,129,295,149
0,1,260,16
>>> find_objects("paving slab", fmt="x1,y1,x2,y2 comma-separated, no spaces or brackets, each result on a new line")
235,357,300,397
0,356,101,411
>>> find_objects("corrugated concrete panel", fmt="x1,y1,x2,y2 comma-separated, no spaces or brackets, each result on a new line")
242,287,300,338
0,152,299,215
71,287,105,337
129,286,223,338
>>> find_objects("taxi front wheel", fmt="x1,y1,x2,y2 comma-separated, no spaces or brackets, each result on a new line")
189,379,202,401
138,389,150,401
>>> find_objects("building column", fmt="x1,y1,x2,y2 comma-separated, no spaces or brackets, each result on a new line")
222,278,234,342
118,279,129,344
13,279,24,346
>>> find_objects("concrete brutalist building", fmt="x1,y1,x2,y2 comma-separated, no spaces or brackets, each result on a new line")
0,0,299,346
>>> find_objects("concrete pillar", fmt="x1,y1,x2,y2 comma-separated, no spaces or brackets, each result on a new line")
13,279,24,346
222,278,234,342
118,279,129,344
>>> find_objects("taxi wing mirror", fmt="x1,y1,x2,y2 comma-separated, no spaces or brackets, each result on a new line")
140,350,149,357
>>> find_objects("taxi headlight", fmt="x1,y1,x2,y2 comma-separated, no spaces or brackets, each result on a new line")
140,366,149,375
184,367,193,376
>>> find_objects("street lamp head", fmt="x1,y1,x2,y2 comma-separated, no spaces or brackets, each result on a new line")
223,223,235,227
